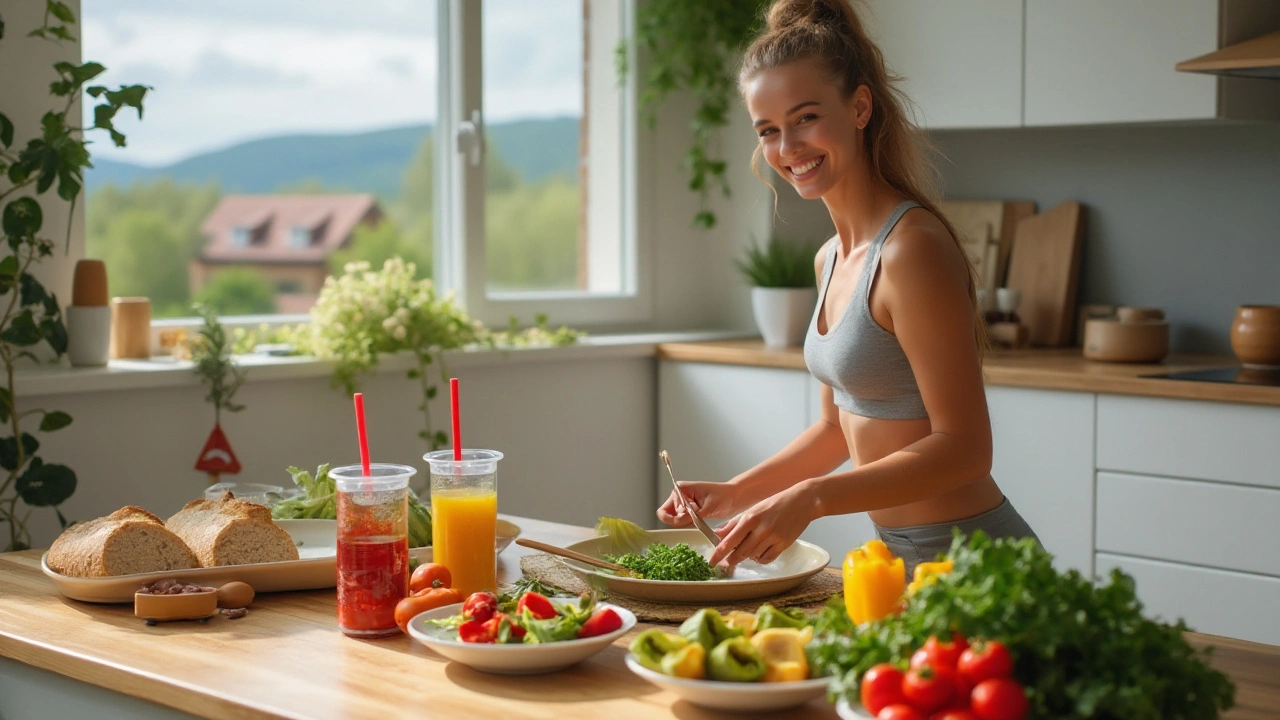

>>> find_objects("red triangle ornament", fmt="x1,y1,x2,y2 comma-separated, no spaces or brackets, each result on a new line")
195,423,242,476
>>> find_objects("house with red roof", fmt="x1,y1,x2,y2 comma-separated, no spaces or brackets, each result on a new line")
191,194,384,313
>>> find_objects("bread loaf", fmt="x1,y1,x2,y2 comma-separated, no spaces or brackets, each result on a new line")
166,492,299,566
46,506,200,578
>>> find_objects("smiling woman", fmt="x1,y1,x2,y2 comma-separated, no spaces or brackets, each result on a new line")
80,0,638,328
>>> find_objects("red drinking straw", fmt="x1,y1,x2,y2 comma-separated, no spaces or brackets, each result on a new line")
450,378,462,461
353,392,371,476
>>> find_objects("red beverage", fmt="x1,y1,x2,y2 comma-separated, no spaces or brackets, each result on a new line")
337,536,408,637
336,486,409,638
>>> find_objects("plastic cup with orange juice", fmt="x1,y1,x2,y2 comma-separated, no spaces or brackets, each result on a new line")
423,449,502,597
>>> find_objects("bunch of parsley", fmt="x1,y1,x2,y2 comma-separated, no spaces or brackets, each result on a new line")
808,532,1235,720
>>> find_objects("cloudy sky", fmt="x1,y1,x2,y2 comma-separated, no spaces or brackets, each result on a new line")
81,0,583,166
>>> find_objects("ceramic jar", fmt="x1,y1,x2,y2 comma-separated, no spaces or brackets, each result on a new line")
1230,305,1280,368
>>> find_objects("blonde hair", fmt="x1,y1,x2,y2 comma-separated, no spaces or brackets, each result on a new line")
739,0,987,353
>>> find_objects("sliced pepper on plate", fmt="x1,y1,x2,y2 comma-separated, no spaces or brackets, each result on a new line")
660,641,707,679
678,608,743,652
707,636,767,682
630,629,690,672
752,603,808,633
750,627,813,682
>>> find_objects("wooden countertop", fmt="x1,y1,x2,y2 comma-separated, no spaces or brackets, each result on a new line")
656,340,1280,407
3,516,1279,719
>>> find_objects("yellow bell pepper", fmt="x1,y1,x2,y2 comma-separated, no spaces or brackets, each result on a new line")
907,560,953,595
842,539,906,624
750,627,813,682
660,641,707,679
723,610,758,638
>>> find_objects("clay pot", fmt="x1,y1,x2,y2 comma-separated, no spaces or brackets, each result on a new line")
1231,305,1280,368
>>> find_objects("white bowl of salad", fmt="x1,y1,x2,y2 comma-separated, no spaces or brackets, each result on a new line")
406,591,636,675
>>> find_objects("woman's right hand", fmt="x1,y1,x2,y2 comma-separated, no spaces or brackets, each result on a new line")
656,482,741,527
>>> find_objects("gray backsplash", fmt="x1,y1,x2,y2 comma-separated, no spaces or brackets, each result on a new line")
932,123,1280,355
772,123,1280,355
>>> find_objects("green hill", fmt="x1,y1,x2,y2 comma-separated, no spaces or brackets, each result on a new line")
87,116,580,199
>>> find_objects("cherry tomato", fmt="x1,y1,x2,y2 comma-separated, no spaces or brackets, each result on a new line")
462,591,499,623
480,613,527,643
903,664,957,713
957,640,1014,684
394,586,463,634
947,672,975,711
860,663,908,716
876,705,927,720
514,591,558,620
578,607,623,638
970,678,1028,720
931,711,979,720
915,633,969,670
409,562,452,595
458,619,495,643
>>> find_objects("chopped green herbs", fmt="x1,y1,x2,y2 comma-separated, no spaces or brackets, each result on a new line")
606,542,715,582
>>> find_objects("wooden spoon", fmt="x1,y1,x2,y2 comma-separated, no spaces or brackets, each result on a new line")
515,538,641,577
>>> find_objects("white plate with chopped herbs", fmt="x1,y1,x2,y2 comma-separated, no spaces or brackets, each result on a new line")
556,529,829,603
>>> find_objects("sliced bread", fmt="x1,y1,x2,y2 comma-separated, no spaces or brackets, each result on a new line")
165,492,300,566
46,506,200,578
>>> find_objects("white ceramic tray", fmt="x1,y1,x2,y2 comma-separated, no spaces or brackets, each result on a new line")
556,528,830,603
42,518,521,603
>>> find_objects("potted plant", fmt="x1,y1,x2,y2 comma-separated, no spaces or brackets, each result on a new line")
736,238,817,348
0,2,148,549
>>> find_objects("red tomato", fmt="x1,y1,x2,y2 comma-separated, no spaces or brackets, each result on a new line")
409,562,452,595
480,613,527,643
958,640,1014,684
462,591,499,623
394,586,462,634
515,591,558,620
970,678,1028,720
578,607,623,638
919,633,969,669
877,705,927,720
931,711,979,720
903,665,957,713
947,672,975,711
860,664,908,716
458,619,494,643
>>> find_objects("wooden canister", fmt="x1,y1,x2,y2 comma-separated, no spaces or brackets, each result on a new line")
110,297,152,359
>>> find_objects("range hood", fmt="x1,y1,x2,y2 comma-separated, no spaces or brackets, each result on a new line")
1177,30,1280,79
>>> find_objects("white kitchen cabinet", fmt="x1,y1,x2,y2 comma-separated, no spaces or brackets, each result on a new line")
1024,0,1280,125
987,386,1095,576
801,377,877,565
863,0,1024,129
655,361,808,510
1097,552,1280,645
1096,395,1280,490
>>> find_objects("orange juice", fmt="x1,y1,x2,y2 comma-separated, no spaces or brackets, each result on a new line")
431,488,497,596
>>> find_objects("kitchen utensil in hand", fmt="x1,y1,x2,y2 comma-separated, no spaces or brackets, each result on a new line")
659,451,734,577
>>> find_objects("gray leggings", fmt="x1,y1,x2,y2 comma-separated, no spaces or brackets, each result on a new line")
874,498,1040,579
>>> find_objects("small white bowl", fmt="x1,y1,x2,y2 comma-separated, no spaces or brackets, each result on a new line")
835,698,875,719
624,654,832,713
407,600,636,675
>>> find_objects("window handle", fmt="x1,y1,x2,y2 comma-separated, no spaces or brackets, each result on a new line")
456,109,484,167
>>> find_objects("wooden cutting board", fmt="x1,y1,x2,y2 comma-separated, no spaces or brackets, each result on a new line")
938,200,1037,289
1005,201,1087,347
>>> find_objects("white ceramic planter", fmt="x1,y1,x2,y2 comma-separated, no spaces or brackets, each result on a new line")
66,305,111,367
751,287,817,348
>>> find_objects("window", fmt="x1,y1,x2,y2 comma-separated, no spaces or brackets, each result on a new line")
288,226,312,250
82,1,642,326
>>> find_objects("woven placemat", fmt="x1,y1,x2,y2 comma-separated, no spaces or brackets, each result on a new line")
519,554,842,624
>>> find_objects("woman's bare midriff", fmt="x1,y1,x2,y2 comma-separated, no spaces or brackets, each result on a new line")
840,411,1005,529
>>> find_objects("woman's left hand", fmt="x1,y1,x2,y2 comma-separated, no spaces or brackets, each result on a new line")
708,485,817,567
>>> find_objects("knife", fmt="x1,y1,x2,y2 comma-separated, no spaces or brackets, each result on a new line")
659,450,723,549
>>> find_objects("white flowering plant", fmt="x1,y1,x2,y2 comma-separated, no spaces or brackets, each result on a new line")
308,258,483,449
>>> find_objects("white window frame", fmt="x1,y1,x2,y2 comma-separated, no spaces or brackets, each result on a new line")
436,0,651,329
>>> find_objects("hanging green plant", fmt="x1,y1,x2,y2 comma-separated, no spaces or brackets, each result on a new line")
617,0,772,230
0,1,149,550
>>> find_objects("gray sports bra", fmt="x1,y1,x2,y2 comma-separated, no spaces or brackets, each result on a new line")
803,200,928,420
